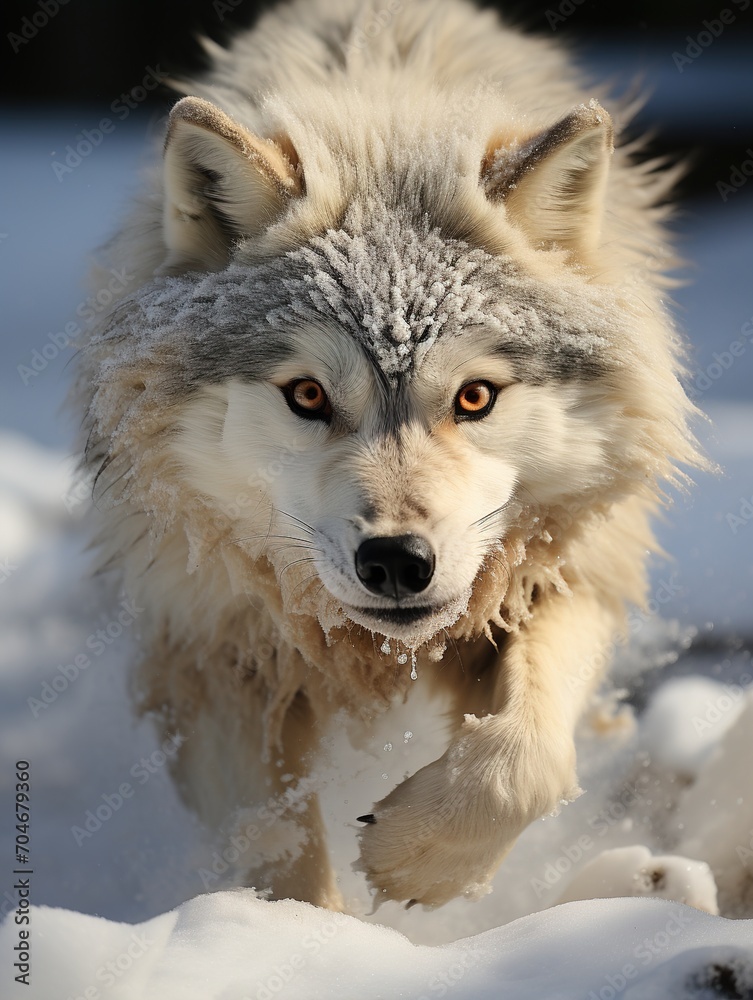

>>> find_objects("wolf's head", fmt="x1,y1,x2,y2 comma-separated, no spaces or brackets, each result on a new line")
82,95,697,650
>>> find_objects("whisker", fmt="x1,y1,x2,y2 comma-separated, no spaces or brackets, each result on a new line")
273,543,323,555
475,533,506,548
260,506,275,552
442,627,464,673
277,510,315,535
480,549,507,569
513,484,542,507
471,502,511,530
232,532,313,545
287,571,322,600
279,556,317,579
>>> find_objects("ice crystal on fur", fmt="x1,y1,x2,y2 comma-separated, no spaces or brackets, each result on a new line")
85,222,624,437
294,215,490,380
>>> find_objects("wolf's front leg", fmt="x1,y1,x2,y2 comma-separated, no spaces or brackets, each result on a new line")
167,677,343,910
357,584,620,907
240,695,343,910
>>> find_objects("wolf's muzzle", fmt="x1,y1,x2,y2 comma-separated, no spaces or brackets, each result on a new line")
355,535,435,601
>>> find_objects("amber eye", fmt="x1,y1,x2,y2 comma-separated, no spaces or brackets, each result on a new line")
454,380,497,420
284,378,332,422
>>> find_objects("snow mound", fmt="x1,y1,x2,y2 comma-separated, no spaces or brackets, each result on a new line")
557,845,718,913
641,677,749,778
3,891,753,1000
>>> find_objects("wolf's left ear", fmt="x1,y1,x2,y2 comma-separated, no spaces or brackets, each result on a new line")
162,96,303,270
481,102,613,259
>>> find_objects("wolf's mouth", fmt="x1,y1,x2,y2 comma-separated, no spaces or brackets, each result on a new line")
351,605,436,625
339,587,473,644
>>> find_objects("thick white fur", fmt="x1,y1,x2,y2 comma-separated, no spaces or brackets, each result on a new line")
75,0,703,911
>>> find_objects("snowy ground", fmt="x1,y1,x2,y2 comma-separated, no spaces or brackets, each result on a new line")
0,104,752,996
4,892,753,1000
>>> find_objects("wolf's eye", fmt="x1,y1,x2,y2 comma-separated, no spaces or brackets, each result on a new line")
454,381,496,420
284,378,332,422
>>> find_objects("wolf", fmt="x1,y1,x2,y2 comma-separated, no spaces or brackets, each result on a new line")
75,0,702,911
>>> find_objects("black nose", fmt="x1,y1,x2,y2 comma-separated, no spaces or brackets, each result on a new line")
355,535,435,600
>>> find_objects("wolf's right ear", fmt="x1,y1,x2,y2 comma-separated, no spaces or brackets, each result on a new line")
162,96,303,270
481,102,613,260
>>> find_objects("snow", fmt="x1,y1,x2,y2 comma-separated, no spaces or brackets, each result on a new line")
1,109,752,995
3,892,753,1000
556,845,719,913
640,676,750,778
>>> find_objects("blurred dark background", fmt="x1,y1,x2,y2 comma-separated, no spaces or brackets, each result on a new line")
1,0,752,197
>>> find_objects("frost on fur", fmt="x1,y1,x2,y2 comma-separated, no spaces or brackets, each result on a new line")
74,0,705,909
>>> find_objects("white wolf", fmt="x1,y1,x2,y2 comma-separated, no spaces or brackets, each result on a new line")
75,0,702,910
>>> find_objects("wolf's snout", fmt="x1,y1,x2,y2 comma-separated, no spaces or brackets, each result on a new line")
355,535,435,600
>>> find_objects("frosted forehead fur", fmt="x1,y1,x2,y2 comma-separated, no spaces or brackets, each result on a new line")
292,215,488,380
265,207,620,383
96,209,620,389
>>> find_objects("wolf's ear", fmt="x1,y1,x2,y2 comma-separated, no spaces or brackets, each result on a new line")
162,96,303,270
481,102,613,259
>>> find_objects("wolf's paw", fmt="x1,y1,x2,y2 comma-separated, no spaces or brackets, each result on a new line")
356,717,579,907
355,758,519,908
